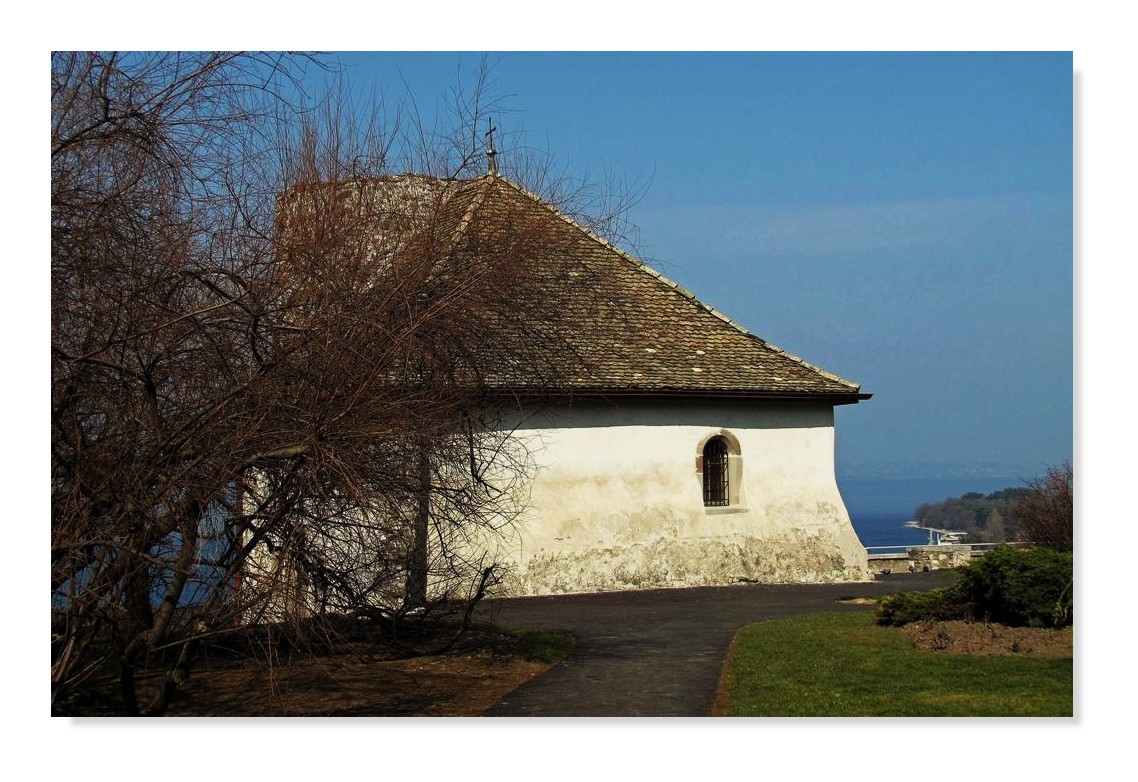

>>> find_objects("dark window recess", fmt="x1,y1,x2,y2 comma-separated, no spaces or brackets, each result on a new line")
703,437,730,507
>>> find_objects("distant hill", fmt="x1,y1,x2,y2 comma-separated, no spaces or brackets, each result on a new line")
913,487,1031,543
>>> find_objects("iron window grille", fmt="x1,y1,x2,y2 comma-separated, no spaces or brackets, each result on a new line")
703,437,730,507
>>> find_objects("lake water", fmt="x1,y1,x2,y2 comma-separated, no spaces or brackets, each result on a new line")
847,510,934,549
838,473,1026,548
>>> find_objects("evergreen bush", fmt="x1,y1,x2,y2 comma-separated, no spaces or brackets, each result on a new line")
875,588,969,626
952,545,1073,628
876,545,1073,628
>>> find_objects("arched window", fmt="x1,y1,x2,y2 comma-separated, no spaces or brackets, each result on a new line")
703,436,730,507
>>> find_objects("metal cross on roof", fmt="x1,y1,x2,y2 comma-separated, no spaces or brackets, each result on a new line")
486,119,498,175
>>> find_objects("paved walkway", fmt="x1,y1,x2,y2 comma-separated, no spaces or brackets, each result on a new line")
476,572,952,717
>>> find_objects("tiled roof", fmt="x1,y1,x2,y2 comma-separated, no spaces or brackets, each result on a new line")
386,174,867,404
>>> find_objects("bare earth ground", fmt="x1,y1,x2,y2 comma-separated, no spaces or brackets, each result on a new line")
900,620,1073,657
156,625,558,717
61,627,556,717
162,647,550,717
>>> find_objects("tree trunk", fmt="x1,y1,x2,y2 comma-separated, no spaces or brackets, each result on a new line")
405,444,430,609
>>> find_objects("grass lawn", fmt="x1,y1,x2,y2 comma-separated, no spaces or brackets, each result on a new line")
718,612,1072,717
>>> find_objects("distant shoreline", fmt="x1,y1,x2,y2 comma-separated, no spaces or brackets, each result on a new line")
839,474,1025,521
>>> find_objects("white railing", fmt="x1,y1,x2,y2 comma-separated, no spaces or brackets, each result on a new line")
865,541,1027,556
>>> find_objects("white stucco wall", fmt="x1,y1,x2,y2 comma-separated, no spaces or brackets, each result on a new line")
480,398,869,595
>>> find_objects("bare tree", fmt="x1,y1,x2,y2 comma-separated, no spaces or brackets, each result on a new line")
1009,462,1074,553
51,51,603,715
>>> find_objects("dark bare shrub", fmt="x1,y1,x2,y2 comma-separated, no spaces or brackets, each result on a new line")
1009,462,1073,552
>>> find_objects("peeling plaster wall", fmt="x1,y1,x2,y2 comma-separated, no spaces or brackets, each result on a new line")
480,398,869,595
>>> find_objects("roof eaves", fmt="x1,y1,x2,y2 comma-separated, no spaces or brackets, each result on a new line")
754,341,863,391
488,385,871,405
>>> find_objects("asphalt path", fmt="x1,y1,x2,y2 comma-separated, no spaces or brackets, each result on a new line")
476,571,953,717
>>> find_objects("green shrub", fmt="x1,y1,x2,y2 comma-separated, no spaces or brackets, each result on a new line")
876,545,1073,629
875,588,969,626
952,545,1073,628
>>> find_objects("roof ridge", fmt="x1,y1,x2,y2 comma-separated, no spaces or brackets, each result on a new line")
442,176,493,255
485,174,862,392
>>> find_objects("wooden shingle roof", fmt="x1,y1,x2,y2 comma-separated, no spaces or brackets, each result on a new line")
416,173,868,405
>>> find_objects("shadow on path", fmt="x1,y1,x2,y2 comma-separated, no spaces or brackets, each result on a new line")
476,572,953,717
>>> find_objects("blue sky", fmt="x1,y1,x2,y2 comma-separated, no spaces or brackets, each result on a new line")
326,51,1073,481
